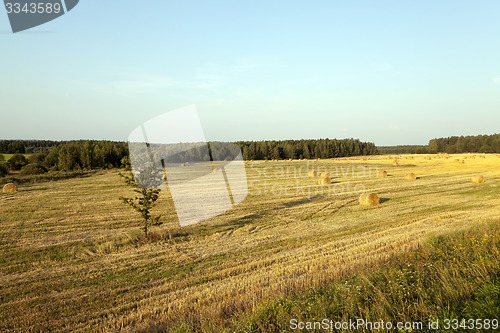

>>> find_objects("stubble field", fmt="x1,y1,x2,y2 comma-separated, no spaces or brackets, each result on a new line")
1,154,499,332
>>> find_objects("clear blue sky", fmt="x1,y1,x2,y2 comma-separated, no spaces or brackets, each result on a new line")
1,1,499,145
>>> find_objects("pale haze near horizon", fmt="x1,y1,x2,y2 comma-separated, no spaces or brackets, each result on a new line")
1,1,499,146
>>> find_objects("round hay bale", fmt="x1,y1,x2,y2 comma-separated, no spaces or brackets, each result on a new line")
318,176,331,185
377,170,388,177
392,160,399,166
471,175,485,184
405,173,417,181
308,170,318,177
320,172,330,178
359,192,379,207
2,183,17,193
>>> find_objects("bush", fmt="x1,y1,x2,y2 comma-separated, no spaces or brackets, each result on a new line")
19,163,48,176
27,153,46,164
0,162,8,177
7,154,28,171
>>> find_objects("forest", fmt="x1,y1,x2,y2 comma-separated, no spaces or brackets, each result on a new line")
0,138,378,176
237,138,378,160
428,133,500,154
1,133,499,177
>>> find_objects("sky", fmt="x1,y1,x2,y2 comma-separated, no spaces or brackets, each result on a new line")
1,1,500,146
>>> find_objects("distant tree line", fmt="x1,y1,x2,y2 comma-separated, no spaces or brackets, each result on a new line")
377,145,428,155
2,133,498,177
238,139,378,160
0,140,128,177
0,140,68,154
428,134,500,154
1,138,379,177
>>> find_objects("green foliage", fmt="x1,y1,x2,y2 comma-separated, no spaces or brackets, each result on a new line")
2,170,89,184
0,140,127,172
0,154,4,162
0,140,66,154
238,138,378,160
0,162,8,177
378,145,428,155
119,172,162,238
27,153,46,164
19,163,48,176
428,133,500,154
7,153,28,171
40,140,128,171
120,156,131,170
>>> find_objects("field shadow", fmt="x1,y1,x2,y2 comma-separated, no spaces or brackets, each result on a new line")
218,195,323,228
379,198,390,204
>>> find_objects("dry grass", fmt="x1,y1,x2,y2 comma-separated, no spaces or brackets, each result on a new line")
0,154,499,332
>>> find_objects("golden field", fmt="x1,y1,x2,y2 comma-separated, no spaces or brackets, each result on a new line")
0,154,499,332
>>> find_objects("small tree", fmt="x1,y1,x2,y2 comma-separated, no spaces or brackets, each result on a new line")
8,154,28,171
119,172,162,238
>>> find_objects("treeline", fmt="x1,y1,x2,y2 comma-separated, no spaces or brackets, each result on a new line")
377,145,428,155
0,140,67,154
238,139,378,160
428,133,500,154
0,140,128,177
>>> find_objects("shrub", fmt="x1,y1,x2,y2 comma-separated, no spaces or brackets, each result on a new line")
19,163,48,176
27,153,46,164
0,162,8,177
7,154,28,171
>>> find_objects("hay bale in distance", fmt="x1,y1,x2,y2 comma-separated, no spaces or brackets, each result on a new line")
318,175,331,185
2,183,17,193
471,175,485,184
405,173,417,181
359,192,379,207
377,170,388,177
320,172,330,178
308,170,318,177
